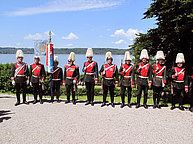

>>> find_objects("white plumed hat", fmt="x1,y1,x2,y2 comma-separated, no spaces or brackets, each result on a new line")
124,51,132,61
140,49,149,60
16,50,24,59
175,53,185,63
156,51,165,60
105,51,113,61
68,52,75,62
86,48,94,57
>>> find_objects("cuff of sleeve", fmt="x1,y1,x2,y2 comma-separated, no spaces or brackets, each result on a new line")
121,71,123,75
42,77,45,80
131,81,134,85
11,77,14,81
149,81,152,85
115,81,118,84
185,86,188,89
137,68,140,72
163,80,166,84
74,78,78,82
172,75,176,79
95,78,98,81
101,73,103,76
191,75,193,79
63,80,65,84
153,70,156,74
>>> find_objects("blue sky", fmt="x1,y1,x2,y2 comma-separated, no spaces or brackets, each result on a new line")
0,0,156,49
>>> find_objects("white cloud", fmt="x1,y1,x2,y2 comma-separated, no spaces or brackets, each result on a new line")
66,44,73,47
61,33,79,40
6,0,121,16
24,31,55,40
111,28,142,41
113,39,124,45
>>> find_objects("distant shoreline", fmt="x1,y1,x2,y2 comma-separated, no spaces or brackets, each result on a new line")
0,47,129,55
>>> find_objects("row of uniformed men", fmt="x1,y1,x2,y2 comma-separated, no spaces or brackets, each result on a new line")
11,48,193,112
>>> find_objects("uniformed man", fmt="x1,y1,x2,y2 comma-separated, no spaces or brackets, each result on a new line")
170,53,188,110
99,51,119,107
11,50,29,106
30,56,46,104
152,51,166,109
83,48,98,106
135,49,152,109
49,56,63,103
63,52,79,105
189,68,193,112
119,51,135,108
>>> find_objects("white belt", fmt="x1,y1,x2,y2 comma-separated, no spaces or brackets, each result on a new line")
86,73,95,75
156,76,163,79
139,76,148,79
104,77,114,80
52,79,61,81
66,77,74,79
32,75,40,78
16,75,25,77
124,76,131,78
174,80,184,83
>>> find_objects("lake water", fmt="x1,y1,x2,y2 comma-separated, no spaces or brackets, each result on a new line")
0,54,129,74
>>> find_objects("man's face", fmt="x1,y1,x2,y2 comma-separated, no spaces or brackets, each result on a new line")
107,59,112,64
68,61,73,65
54,62,58,68
87,57,92,62
142,58,147,63
17,57,23,63
158,59,163,64
125,60,131,65
34,58,40,64
177,63,183,68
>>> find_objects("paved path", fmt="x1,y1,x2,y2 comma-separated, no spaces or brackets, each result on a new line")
0,94,193,144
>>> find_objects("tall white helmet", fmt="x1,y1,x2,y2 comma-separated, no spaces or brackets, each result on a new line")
124,51,132,61
34,55,41,61
105,51,113,61
54,56,59,63
156,51,165,60
86,48,94,57
68,52,75,62
175,53,185,63
16,50,24,59
140,49,149,60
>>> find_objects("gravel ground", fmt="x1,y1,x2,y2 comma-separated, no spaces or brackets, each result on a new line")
0,94,193,144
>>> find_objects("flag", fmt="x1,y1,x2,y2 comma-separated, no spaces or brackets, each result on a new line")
46,43,54,73
34,40,47,56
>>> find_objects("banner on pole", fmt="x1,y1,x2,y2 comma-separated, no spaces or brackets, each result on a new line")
34,40,47,56
46,43,54,73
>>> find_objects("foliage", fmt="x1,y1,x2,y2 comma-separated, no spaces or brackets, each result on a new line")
130,0,193,73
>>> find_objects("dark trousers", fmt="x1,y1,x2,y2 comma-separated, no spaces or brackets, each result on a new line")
103,85,114,103
66,84,75,101
172,88,184,106
15,83,26,102
32,83,43,101
52,81,61,100
121,86,132,104
191,89,193,107
137,85,148,105
85,82,95,102
153,86,162,105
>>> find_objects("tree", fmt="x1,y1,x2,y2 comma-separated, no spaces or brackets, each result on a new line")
131,0,193,73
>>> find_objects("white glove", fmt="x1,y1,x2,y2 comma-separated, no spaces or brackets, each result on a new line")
26,80,29,85
63,83,65,86
12,80,15,86
73,80,76,84
30,82,32,87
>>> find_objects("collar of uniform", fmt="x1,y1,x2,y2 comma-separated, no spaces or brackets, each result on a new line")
107,63,113,66
88,60,93,63
125,63,131,66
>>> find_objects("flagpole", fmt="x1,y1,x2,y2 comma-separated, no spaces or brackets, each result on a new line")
49,31,54,103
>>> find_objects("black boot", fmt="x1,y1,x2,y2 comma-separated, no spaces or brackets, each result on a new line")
170,105,175,110
153,105,157,109
15,101,20,106
40,99,43,104
33,99,37,104
101,102,106,107
57,98,60,103
157,104,161,109
127,103,132,108
85,101,90,105
120,103,125,108
91,101,94,106
136,103,140,108
111,103,115,108
72,100,76,105
23,101,29,105
179,105,184,111
190,107,193,112
65,100,70,104
144,104,148,109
